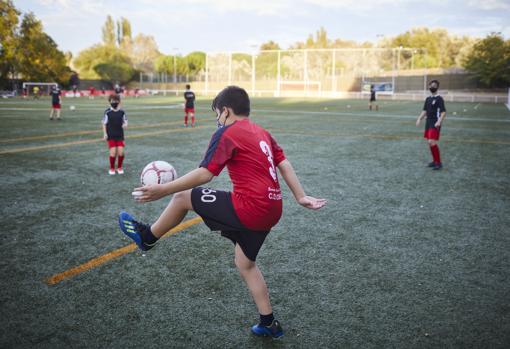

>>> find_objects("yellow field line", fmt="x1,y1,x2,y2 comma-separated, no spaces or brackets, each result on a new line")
0,125,210,155
45,216,203,286
0,120,188,143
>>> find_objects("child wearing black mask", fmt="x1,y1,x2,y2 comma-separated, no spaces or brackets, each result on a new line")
416,80,446,170
102,94,128,175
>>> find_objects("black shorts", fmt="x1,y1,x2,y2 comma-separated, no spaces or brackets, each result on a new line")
191,187,269,261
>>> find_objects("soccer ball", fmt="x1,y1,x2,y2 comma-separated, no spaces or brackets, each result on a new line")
140,161,177,185
70,105,76,111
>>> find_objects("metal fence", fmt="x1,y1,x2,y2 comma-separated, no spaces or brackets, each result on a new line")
137,48,505,103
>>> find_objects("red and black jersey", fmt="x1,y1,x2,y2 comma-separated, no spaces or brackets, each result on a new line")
184,90,195,109
199,118,286,231
423,95,446,130
103,108,127,141
423,95,446,120
51,89,61,104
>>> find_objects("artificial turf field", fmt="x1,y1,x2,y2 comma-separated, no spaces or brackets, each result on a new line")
0,95,509,348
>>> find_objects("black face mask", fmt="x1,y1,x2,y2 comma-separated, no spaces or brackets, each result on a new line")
110,102,119,109
429,87,438,93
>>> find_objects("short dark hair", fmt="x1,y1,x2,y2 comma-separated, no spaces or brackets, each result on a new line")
108,94,121,102
186,84,191,89
429,80,440,87
211,86,250,116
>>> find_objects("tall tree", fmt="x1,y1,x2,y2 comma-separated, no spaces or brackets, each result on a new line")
292,27,331,49
260,41,280,51
74,44,135,82
94,60,135,84
0,0,20,87
383,27,475,69
102,15,115,46
183,51,205,75
120,17,131,41
125,34,161,72
463,33,510,88
17,12,71,84
116,17,132,46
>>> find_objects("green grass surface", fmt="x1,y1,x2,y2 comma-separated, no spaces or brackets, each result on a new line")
1,96,509,348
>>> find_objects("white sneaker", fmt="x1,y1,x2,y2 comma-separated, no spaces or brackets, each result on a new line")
109,169,115,175
116,168,124,174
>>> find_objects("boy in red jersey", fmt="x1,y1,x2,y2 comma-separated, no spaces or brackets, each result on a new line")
103,94,127,175
416,80,446,170
119,86,326,338
183,84,195,127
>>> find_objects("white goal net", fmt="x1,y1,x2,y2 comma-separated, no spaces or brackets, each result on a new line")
22,82,58,96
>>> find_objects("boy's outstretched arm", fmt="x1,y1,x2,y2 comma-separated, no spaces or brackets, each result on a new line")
134,167,214,202
277,159,327,210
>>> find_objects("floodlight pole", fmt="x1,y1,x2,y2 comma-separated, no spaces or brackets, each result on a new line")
173,55,176,83
332,49,336,96
392,48,396,93
172,47,178,88
423,48,428,96
250,44,257,96
251,53,256,96
205,53,209,96
304,49,308,95
228,52,232,85
276,50,281,97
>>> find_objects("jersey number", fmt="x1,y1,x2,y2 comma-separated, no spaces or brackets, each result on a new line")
200,188,217,203
259,141,277,182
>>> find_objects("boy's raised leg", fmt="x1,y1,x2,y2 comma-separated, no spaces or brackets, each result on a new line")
151,189,193,237
119,190,193,250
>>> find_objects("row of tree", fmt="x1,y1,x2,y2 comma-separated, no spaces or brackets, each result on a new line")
73,16,206,85
1,0,509,89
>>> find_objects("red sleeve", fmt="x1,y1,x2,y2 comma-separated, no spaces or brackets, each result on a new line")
199,128,236,176
270,134,286,166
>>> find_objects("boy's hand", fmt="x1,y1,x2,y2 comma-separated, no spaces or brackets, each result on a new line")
434,121,441,128
298,196,327,210
416,118,421,127
103,134,107,140
133,184,168,202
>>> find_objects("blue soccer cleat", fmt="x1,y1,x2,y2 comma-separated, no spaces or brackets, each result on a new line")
432,162,443,170
118,212,155,251
251,320,284,339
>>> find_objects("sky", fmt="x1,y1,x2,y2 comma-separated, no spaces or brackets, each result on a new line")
14,0,510,56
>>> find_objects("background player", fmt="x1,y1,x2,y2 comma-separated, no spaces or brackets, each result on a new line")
102,94,127,175
183,84,196,127
416,80,446,170
49,85,62,120
119,86,326,338
33,85,40,99
369,84,378,111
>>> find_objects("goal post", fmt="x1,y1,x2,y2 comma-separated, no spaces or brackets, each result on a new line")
22,82,58,96
506,87,510,110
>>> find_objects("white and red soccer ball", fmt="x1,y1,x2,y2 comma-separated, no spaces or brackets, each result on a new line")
140,161,177,185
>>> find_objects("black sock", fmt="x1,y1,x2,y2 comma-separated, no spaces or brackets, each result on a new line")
260,313,274,327
138,223,158,245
